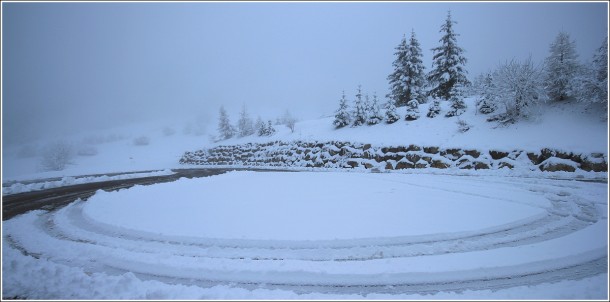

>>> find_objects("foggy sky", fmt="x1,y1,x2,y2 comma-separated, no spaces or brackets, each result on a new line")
2,2,607,145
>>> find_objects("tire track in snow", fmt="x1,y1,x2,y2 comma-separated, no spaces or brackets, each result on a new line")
3,170,607,296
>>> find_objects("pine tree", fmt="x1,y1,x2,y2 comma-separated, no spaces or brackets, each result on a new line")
445,82,467,117
427,100,441,118
255,116,266,136
406,29,428,104
575,36,607,117
543,31,580,101
363,94,372,122
352,85,367,126
427,11,470,101
237,103,254,137
367,93,384,125
217,106,235,140
405,99,420,121
476,72,497,114
333,91,351,128
266,120,276,136
384,97,400,124
387,36,409,107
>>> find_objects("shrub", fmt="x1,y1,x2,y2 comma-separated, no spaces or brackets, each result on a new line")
40,141,74,171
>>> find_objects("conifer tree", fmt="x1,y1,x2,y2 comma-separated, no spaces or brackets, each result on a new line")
387,36,409,107
445,82,467,117
237,103,254,137
217,106,235,140
367,93,384,125
427,11,470,102
352,85,367,127
406,29,428,104
405,99,420,121
384,97,400,124
476,72,497,114
255,116,266,136
543,31,580,101
427,100,441,118
575,36,607,117
266,120,276,136
333,91,351,128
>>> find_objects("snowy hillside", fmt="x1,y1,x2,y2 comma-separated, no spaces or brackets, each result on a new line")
2,97,607,182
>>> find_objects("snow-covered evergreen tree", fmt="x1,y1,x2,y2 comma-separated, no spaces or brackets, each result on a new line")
266,120,276,136
427,100,441,118
363,94,372,122
217,106,235,140
237,104,254,137
352,85,367,127
384,97,400,124
491,58,546,123
387,36,409,107
575,37,608,118
476,72,497,114
405,99,420,121
445,82,467,117
367,93,383,125
543,31,580,101
387,30,428,107
333,91,351,128
406,29,428,104
427,11,470,101
255,116,266,136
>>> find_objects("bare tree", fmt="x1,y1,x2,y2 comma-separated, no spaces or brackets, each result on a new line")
489,57,546,124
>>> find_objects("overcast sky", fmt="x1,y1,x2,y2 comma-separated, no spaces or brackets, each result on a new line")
2,2,607,145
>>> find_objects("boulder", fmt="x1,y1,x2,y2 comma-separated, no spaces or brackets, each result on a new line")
463,149,481,158
489,150,509,160
423,146,440,154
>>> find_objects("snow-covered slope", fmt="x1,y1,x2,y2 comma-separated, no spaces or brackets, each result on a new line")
2,97,607,182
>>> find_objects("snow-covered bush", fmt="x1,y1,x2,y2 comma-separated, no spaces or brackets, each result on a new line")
40,140,74,171
133,136,150,146
456,119,471,133
488,58,546,123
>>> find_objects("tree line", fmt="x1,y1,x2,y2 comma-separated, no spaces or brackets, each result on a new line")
216,105,296,141
334,10,608,128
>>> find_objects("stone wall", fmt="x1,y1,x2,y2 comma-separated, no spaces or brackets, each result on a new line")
179,140,608,173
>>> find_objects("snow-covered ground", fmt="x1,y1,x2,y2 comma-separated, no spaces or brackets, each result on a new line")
2,171,608,299
2,97,608,299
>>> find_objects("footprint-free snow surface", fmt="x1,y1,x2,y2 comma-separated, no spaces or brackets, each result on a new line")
3,171,608,299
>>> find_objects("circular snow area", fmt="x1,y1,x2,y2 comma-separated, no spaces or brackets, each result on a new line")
82,171,548,241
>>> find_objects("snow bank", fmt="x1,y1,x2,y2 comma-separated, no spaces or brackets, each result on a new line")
2,169,174,196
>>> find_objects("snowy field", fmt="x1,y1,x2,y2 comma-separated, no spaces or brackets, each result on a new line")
3,171,608,299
